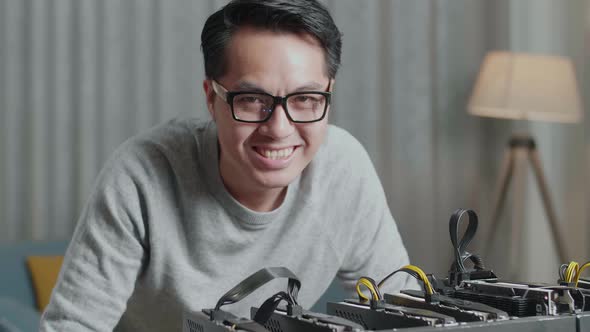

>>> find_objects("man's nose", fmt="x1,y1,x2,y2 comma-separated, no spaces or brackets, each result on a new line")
258,104,295,139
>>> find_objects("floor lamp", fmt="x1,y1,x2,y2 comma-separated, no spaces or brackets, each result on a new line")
468,51,583,274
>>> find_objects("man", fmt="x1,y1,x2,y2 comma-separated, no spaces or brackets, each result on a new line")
40,0,415,330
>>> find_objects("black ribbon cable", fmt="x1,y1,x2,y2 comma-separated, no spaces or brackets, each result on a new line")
214,267,301,312
450,254,485,272
252,291,293,324
449,209,483,273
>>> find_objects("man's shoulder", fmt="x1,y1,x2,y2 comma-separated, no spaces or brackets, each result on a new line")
131,116,210,151
320,124,373,168
325,124,360,145
99,116,212,181
303,124,377,199
113,116,208,158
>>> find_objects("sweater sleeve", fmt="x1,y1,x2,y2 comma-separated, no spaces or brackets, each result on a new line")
337,203,419,297
39,145,149,331
333,134,419,297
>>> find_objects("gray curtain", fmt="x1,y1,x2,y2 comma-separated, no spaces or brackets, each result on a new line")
1,0,588,281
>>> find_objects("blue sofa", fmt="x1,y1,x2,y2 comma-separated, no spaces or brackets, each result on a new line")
0,241,68,332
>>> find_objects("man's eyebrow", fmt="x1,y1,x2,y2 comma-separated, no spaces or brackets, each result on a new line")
235,81,268,93
292,82,325,92
234,81,327,94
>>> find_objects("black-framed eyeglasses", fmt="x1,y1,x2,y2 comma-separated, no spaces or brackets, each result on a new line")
211,80,332,123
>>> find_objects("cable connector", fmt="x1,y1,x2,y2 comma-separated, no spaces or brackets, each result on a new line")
448,271,470,287
558,280,577,288
449,270,497,287
211,309,233,322
425,293,441,304
286,304,302,316
369,299,386,310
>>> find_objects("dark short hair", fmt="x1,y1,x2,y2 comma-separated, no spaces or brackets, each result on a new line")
201,0,342,80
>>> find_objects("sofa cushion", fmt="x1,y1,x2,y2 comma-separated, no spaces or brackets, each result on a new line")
0,241,68,310
26,256,64,312
0,297,40,332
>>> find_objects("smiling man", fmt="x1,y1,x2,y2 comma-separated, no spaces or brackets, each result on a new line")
205,25,332,212
40,0,414,331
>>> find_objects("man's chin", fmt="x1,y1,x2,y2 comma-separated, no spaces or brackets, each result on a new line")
253,171,298,190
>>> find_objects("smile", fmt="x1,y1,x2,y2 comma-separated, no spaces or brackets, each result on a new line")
255,147,295,160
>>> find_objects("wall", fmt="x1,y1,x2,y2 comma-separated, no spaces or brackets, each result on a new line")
0,0,588,282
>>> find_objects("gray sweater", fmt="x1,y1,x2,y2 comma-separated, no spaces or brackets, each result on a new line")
40,117,415,331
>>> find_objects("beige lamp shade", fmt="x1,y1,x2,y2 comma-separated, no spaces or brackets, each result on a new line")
468,51,583,123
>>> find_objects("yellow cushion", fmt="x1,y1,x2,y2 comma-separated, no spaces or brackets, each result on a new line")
26,255,64,312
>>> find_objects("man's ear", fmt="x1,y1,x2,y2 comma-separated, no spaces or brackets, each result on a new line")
329,79,335,92
203,79,216,120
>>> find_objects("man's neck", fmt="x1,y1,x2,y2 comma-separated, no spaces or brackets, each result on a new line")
223,181,287,212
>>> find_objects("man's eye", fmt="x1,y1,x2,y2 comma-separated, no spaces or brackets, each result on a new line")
238,96,264,104
238,96,260,103
293,95,323,104
294,96,310,102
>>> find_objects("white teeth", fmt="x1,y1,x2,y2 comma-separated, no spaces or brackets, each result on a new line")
260,147,294,160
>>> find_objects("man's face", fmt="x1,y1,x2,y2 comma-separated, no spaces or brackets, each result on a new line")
204,26,331,204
